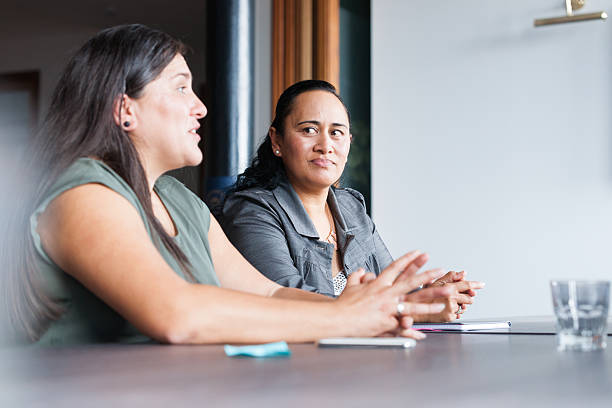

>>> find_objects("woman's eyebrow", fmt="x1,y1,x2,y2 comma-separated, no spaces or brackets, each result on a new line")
296,120,347,128
296,120,320,126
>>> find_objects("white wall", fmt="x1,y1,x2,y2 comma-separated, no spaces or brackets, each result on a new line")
372,0,612,319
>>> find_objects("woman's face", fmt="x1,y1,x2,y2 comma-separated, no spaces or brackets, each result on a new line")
271,90,351,193
127,54,207,175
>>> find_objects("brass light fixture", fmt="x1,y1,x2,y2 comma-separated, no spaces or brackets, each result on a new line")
534,0,607,27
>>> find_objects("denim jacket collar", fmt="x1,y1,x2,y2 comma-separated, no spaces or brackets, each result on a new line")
272,177,352,241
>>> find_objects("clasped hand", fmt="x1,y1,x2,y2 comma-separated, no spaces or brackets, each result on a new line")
412,269,485,322
335,250,467,340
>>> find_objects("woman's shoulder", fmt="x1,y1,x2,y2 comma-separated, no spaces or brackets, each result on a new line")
221,187,278,227
59,157,123,183
332,187,376,233
156,175,210,216
31,158,144,268
156,174,200,201
333,187,367,209
229,185,275,199
46,158,138,206
224,186,276,207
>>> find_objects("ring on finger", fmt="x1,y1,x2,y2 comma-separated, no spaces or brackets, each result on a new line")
396,302,405,316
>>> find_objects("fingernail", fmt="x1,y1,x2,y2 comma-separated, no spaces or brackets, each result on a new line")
416,331,426,340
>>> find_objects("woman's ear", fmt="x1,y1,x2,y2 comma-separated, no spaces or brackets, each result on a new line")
269,127,282,157
113,94,136,131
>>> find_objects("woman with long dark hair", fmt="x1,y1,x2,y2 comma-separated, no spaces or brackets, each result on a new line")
222,80,484,322
1,25,452,345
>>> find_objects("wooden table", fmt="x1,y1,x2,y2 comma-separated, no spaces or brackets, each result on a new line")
2,317,611,407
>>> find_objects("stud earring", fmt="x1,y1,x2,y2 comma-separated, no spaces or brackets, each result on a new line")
123,121,131,128
275,150,280,155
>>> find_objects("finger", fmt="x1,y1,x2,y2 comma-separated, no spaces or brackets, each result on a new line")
399,315,414,329
405,252,429,273
431,271,455,285
377,331,398,338
346,268,365,287
374,250,423,287
390,268,448,296
413,253,429,268
454,293,474,305
451,270,466,282
399,301,445,316
395,253,429,282
446,296,454,306
405,286,456,302
408,287,472,305
360,272,377,284
451,280,486,293
399,328,427,340
392,269,448,296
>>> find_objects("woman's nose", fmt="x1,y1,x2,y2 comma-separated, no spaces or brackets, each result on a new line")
315,132,333,153
193,96,207,119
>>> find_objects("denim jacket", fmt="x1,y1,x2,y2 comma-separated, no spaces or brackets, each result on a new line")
220,178,393,297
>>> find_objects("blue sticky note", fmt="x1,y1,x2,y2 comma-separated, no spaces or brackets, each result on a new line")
224,341,291,358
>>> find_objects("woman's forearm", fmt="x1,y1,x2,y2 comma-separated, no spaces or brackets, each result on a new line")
270,286,332,302
167,253,448,345
165,284,342,344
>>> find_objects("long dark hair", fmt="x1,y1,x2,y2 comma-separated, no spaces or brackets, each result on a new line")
1,24,195,342
231,79,350,192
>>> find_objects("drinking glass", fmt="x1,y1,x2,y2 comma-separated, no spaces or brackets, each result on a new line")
550,280,609,351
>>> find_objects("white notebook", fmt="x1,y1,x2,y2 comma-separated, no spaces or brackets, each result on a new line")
413,321,511,331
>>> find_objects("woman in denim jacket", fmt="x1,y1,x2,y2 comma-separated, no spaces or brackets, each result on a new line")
222,80,484,322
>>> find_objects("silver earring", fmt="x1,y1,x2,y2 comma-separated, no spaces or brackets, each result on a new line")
275,150,280,155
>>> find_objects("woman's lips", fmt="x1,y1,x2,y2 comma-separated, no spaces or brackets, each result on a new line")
188,128,201,142
311,158,334,167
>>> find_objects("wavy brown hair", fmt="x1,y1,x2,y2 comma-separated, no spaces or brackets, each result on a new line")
1,24,196,342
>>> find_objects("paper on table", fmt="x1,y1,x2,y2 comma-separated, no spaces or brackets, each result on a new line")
413,321,511,331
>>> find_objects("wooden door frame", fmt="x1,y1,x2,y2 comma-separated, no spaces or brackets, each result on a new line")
272,0,339,112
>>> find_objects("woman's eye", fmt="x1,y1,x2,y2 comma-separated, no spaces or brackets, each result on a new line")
303,127,317,135
178,86,187,94
331,129,344,137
